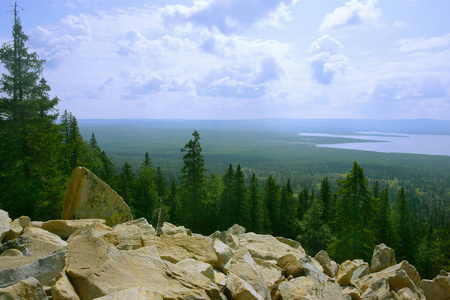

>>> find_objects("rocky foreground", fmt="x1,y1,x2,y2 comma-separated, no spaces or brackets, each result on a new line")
0,167,449,299
0,212,448,300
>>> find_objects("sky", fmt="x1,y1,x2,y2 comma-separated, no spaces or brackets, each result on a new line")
0,0,449,120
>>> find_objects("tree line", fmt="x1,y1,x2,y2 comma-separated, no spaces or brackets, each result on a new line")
0,6,448,279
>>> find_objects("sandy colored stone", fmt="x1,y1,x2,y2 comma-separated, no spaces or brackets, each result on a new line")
93,287,163,300
214,270,227,287
51,271,81,300
0,209,11,243
176,258,215,281
316,282,345,300
421,270,450,300
213,238,234,269
62,167,132,227
113,217,155,250
227,224,246,236
239,232,306,261
41,219,105,240
161,222,191,236
253,258,284,289
0,248,23,257
21,226,67,258
278,277,317,300
4,216,30,242
337,260,360,286
210,230,239,249
370,243,397,273
66,223,224,300
225,272,264,300
141,234,220,269
0,277,47,300
276,236,305,251
315,250,338,278
341,286,362,300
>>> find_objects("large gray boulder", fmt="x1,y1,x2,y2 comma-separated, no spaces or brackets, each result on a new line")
0,250,66,288
370,243,397,273
21,226,67,258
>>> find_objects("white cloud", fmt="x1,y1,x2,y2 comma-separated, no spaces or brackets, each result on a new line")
308,36,349,85
320,0,381,31
397,34,450,52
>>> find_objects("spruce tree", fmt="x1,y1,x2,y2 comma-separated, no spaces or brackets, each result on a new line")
133,154,158,221
219,164,235,229
234,164,249,227
179,130,207,232
167,179,178,223
155,166,166,198
279,179,297,239
319,176,332,224
392,187,414,261
263,175,280,235
248,173,263,233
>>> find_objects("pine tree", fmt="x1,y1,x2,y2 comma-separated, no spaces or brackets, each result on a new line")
167,179,178,224
179,130,207,232
375,187,392,245
234,164,249,227
297,187,311,221
392,187,414,262
155,166,166,198
0,4,64,219
319,176,332,224
279,179,297,239
133,154,158,221
219,164,235,229
263,175,280,235
329,162,376,262
205,173,224,231
118,162,135,205
248,173,263,233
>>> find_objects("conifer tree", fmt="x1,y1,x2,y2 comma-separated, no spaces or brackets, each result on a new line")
279,179,297,239
118,162,135,205
297,187,311,221
392,187,414,261
263,175,280,235
179,130,206,231
133,154,158,221
167,179,178,223
155,166,166,198
319,176,332,224
205,173,224,231
248,173,263,233
219,164,235,229
234,164,249,227
376,187,392,245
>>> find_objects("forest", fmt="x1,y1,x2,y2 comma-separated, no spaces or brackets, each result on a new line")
1,5,449,281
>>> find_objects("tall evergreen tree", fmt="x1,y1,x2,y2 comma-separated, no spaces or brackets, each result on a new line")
297,187,311,221
319,176,332,224
0,5,64,219
234,164,249,227
263,175,280,235
179,130,207,232
118,162,135,205
329,162,375,262
279,179,297,239
376,187,392,245
392,187,414,262
219,164,235,229
205,173,224,231
133,154,158,221
248,173,263,233
155,166,166,198
167,179,178,224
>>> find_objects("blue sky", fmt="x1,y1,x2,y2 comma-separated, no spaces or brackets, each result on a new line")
1,0,449,119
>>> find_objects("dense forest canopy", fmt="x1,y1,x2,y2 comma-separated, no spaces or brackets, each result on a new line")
1,4,449,280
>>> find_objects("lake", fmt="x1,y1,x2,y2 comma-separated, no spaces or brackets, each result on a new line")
299,132,450,156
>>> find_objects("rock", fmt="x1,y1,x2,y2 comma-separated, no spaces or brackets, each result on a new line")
0,236,31,256
93,287,163,300
277,254,304,278
29,221,43,228
225,272,264,300
0,209,11,243
370,243,397,273
0,249,23,257
4,216,30,241
337,260,360,286
351,263,370,285
239,232,306,261
61,167,132,227
113,218,155,250
0,256,38,270
141,234,220,269
161,222,191,236
212,238,234,269
41,219,106,240
277,276,316,300
51,271,81,300
421,270,450,300
214,270,227,287
361,287,377,300
316,282,345,300
275,236,304,251
397,287,420,300
354,261,422,296
300,255,329,284
21,226,67,258
341,286,362,300
176,258,215,281
227,224,246,236
224,248,271,299
0,250,66,288
0,277,47,300
124,245,160,258
253,258,284,289
66,223,225,300
210,230,239,249
315,250,339,278
369,277,390,299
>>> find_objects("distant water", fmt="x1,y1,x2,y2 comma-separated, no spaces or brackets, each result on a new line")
299,132,450,156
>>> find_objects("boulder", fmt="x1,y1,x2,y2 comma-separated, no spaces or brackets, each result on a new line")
0,236,31,256
41,219,105,240
176,258,215,281
210,230,239,249
0,277,47,300
0,209,11,243
66,223,225,300
277,254,304,278
0,249,23,257
224,248,271,299
4,216,30,241
141,234,220,269
421,270,450,300
361,287,377,300
61,167,132,227
0,250,66,288
316,282,346,300
161,222,191,236
113,218,155,250
93,287,163,300
341,286,362,300
337,260,360,286
277,276,317,300
369,277,390,300
300,255,329,284
227,224,246,236
212,238,234,268
351,263,370,284
253,258,284,289
370,243,397,273
21,226,67,258
51,271,81,300
397,287,420,300
275,236,304,251
214,270,227,287
225,272,264,300
315,250,338,278
239,232,306,261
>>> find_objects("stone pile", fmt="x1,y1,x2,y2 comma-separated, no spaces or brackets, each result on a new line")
0,168,448,299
